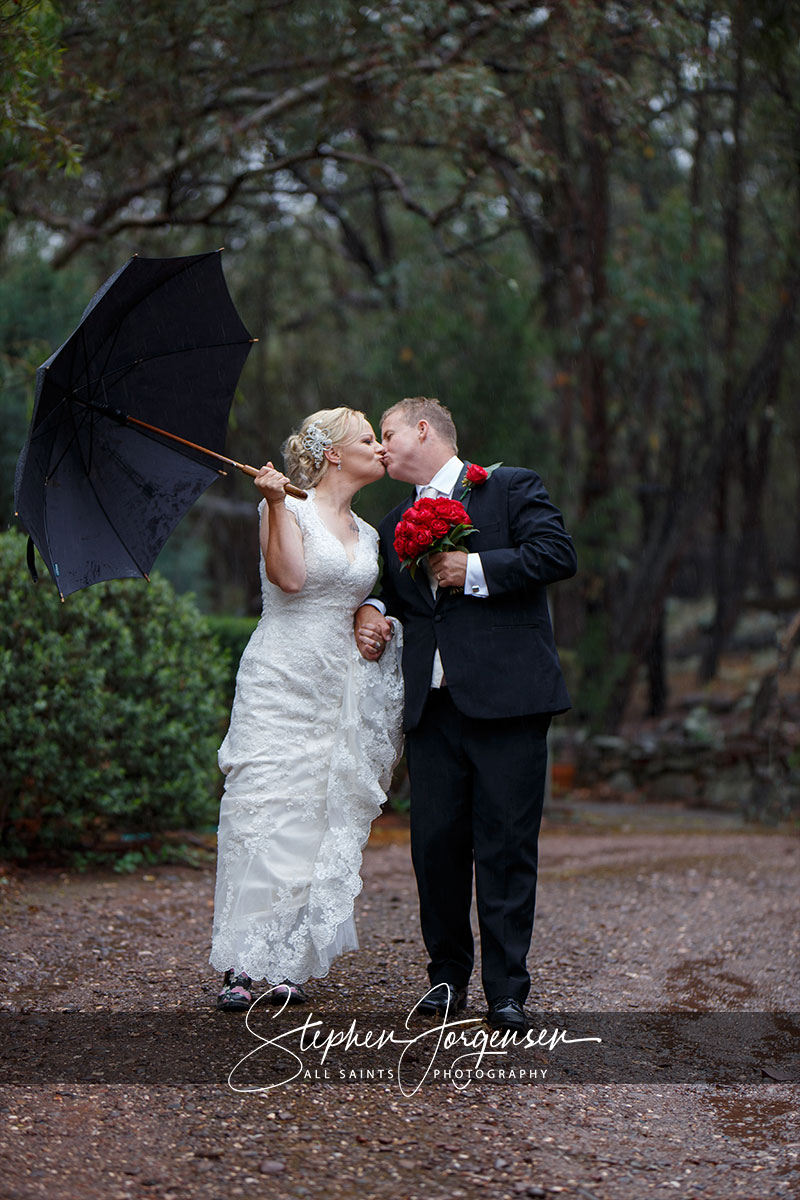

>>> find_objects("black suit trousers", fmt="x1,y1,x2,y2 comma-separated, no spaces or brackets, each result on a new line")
405,687,551,1005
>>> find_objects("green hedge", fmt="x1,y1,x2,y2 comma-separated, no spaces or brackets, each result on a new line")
0,529,230,863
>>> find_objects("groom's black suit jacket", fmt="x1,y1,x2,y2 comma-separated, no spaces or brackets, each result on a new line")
377,462,577,733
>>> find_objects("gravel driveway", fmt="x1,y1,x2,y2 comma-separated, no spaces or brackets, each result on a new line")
1,803,797,1200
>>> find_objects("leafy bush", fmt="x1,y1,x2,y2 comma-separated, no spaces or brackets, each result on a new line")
0,529,230,862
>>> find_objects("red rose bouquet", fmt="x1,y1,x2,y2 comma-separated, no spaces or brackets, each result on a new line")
394,496,477,578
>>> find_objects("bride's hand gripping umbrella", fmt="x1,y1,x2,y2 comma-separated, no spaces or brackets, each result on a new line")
13,250,305,600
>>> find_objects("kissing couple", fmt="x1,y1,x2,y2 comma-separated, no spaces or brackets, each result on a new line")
210,395,577,1034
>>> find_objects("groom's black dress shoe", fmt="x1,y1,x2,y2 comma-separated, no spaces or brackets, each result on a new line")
416,983,468,1016
486,997,529,1034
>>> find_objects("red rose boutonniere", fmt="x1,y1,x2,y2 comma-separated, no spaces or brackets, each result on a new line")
394,496,477,579
459,461,502,500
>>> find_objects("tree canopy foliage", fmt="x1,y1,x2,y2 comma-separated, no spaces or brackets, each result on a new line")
2,0,799,728
0,0,81,184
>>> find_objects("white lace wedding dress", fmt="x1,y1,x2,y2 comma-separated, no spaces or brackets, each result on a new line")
210,489,403,984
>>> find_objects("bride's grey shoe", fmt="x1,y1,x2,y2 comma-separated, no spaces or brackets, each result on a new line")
267,979,308,1005
217,969,253,1011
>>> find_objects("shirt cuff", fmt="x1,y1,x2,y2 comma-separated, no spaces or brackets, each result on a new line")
464,553,489,598
362,598,387,615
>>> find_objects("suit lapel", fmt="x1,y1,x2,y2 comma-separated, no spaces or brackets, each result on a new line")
455,461,473,514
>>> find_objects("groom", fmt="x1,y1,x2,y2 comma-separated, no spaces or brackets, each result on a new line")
355,397,577,1032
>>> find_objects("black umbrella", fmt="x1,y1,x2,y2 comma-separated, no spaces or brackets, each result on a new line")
14,250,302,599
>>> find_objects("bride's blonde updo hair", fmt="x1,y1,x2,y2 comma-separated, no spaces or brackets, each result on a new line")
282,406,366,488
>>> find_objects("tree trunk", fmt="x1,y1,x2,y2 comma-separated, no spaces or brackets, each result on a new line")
794,432,800,594
639,485,669,716
577,76,612,515
698,0,746,682
646,615,668,718
699,397,777,679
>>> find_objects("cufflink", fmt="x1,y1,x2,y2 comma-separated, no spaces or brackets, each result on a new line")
471,585,480,594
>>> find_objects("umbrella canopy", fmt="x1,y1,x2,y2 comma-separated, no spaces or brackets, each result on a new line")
14,251,254,598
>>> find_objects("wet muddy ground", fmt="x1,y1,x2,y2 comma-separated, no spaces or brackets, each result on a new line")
0,802,797,1199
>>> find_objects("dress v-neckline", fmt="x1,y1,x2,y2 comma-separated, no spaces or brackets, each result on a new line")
308,490,361,565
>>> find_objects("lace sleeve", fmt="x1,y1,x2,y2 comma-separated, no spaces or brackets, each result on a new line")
258,495,304,533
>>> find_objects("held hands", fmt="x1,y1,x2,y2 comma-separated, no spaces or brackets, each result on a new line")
355,605,393,661
254,462,291,505
428,550,467,590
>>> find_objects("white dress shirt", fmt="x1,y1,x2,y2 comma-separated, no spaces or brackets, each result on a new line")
417,456,489,599
366,456,489,689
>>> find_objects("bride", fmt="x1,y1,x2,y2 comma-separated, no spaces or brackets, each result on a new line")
210,407,403,1010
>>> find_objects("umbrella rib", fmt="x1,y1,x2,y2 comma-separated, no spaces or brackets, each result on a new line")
62,394,226,475
44,403,92,481
38,402,151,591
68,338,255,397
70,430,153,583
39,497,62,601
77,321,116,410
91,321,123,406
29,393,71,443
80,324,94,404
109,414,227,474
67,250,234,383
